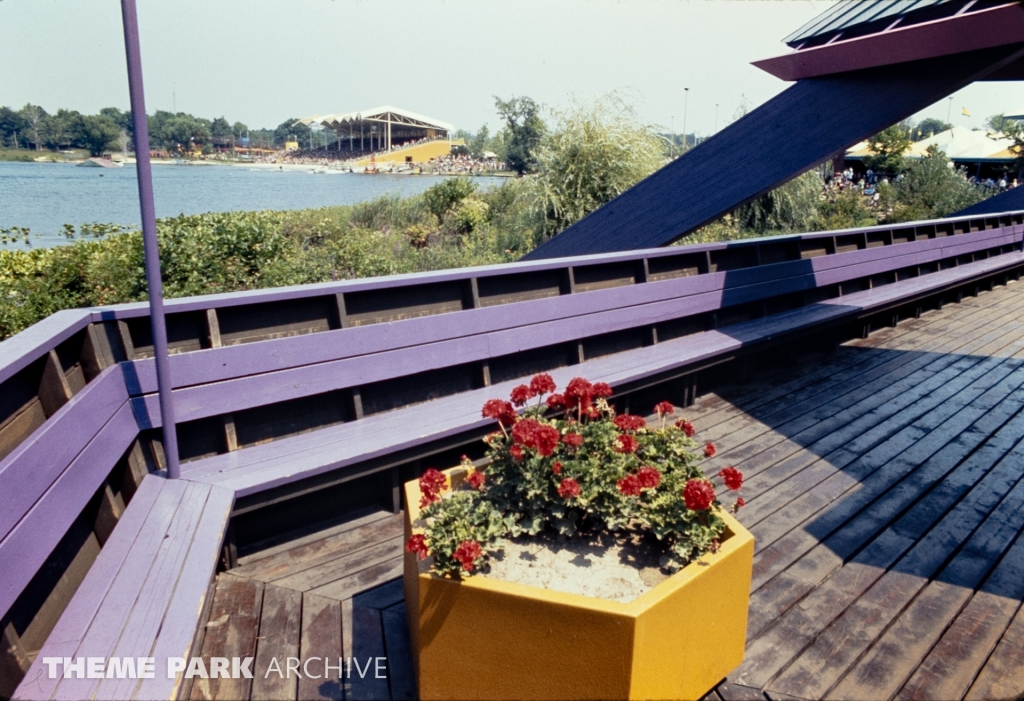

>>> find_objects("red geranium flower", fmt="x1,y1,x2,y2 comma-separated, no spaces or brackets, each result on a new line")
654,401,675,416
482,398,516,426
530,373,557,396
592,382,613,398
734,497,746,511
512,419,561,457
676,419,696,437
509,445,523,460
552,461,562,475
719,466,743,491
557,477,581,499
406,534,429,560
466,470,485,490
683,479,716,511
637,466,662,489
546,393,566,409
617,474,642,497
562,432,583,448
510,384,534,407
419,468,447,508
512,418,540,445
704,442,717,458
613,414,647,431
614,434,639,454
453,540,483,572
565,377,595,411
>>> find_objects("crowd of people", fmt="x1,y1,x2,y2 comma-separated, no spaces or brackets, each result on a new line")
423,153,506,175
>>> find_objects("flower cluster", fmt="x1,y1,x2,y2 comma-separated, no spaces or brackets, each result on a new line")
407,374,744,577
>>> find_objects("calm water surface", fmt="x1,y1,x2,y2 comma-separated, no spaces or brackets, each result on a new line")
0,162,502,249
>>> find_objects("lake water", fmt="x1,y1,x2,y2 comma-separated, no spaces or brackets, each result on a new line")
0,162,502,249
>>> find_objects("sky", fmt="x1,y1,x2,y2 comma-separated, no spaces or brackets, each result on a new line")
0,0,1019,136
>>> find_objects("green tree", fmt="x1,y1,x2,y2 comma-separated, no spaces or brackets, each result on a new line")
0,107,27,147
210,116,233,147
18,104,48,150
42,109,82,151
987,113,1011,133
734,171,823,234
864,122,913,174
879,146,987,223
494,96,545,175
76,114,120,156
915,118,951,140
274,118,311,147
532,95,664,236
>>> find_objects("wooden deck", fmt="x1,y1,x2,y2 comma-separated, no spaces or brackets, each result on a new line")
193,280,1024,701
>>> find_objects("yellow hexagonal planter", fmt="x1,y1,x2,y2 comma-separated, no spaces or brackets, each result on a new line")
403,470,754,701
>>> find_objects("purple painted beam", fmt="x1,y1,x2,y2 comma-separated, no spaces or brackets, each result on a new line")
0,402,137,623
753,4,1024,81
78,212,1023,321
0,364,128,543
129,229,1023,428
124,225,1020,397
0,309,93,386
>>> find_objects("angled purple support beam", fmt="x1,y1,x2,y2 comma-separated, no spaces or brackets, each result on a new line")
523,43,1024,260
119,0,180,479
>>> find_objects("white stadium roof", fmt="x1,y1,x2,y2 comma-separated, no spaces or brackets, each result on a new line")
298,106,453,133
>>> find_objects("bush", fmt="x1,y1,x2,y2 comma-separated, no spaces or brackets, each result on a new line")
423,178,477,221
533,94,665,237
879,147,986,223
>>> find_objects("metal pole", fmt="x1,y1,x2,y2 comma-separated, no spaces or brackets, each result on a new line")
120,0,181,479
682,88,689,152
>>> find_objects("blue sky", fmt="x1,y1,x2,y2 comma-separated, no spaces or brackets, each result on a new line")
0,0,1017,134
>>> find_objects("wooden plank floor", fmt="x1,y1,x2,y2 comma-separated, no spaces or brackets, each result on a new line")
193,280,1024,701
189,510,410,701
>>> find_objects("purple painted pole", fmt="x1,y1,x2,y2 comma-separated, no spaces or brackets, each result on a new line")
120,0,181,479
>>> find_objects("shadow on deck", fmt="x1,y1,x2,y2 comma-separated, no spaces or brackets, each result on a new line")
191,282,1024,701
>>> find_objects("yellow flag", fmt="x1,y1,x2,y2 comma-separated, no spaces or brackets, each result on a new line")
962,107,971,116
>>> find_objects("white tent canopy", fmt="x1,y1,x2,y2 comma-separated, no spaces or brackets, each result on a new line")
847,126,1016,163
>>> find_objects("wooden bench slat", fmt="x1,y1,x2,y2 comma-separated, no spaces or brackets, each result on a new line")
12,474,168,701
134,484,233,701
0,364,128,543
91,481,216,701
47,479,195,700
0,401,137,622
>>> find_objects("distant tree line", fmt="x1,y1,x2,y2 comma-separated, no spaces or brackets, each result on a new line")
0,104,317,156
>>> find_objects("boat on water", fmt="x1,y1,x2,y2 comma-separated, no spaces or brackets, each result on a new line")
77,157,123,168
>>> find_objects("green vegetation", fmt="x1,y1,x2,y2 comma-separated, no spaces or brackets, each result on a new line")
878,146,987,223
0,179,542,339
0,97,1000,341
0,103,312,157
532,95,664,236
0,149,36,162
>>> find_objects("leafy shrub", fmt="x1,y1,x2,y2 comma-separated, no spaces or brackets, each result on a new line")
423,178,477,221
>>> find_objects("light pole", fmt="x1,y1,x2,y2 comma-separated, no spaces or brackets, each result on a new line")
120,0,181,479
947,96,953,125
682,88,690,152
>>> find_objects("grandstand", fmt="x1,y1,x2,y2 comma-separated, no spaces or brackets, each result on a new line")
297,105,453,163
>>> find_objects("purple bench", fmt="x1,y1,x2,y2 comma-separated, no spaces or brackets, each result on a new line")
177,251,1024,501
13,475,233,701
126,225,1022,430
